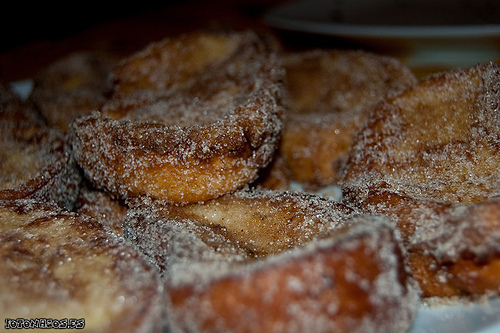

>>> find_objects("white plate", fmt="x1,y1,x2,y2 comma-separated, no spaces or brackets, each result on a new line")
264,0,500,69
408,297,500,333
10,79,33,100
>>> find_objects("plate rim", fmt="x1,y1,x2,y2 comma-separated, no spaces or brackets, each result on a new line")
264,0,500,39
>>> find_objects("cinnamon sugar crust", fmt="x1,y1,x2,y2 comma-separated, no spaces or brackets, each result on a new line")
278,49,417,188
342,63,500,204
124,189,418,332
341,63,500,298
30,51,116,132
0,199,164,333
0,84,81,210
71,30,286,204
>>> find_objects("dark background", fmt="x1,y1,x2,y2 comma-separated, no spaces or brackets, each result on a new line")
0,0,317,82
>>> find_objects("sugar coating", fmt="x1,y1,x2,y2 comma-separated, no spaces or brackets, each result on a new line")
71,30,286,204
74,182,128,237
341,63,500,253
124,189,418,332
125,189,358,277
341,63,500,298
284,49,417,116
407,198,500,261
0,84,81,210
0,199,163,333
279,49,417,187
341,63,500,204
29,51,115,132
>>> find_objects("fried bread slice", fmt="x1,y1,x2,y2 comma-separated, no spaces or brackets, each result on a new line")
71,30,286,204
0,84,80,209
0,199,163,332
341,63,500,298
125,189,418,332
278,50,416,188
30,51,115,132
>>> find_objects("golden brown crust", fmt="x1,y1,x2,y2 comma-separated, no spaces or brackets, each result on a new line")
0,132,81,210
341,63,500,298
358,191,500,297
278,50,417,187
341,63,500,204
124,189,419,332
74,181,128,237
125,189,359,265
71,30,285,204
29,51,115,132
0,199,163,333
111,30,280,96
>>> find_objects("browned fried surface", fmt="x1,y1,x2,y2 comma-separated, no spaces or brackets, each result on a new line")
71,30,285,204
341,63,500,298
253,154,291,190
124,189,418,333
0,199,163,332
0,84,81,209
342,63,500,204
0,83,46,142
30,51,116,132
278,50,417,187
110,31,279,96
0,131,80,210
74,181,128,237
5,8,500,326
360,191,500,297
125,189,359,266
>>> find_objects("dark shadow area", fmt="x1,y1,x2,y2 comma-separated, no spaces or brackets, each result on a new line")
1,1,182,52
